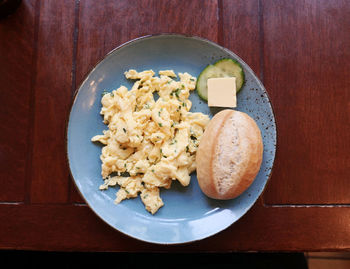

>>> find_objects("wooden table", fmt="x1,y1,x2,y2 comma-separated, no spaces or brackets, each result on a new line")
1,0,349,252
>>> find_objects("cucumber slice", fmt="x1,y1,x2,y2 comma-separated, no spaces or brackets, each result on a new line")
214,58,245,93
196,58,245,101
196,65,227,101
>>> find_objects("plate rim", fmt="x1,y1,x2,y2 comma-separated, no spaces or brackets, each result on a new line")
65,33,278,245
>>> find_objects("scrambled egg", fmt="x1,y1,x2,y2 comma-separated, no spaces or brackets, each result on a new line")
91,69,210,214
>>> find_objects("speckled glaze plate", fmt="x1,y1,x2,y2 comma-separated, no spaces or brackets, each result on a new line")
67,34,276,244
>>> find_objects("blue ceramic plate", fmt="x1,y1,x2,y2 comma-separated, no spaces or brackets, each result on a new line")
67,34,276,244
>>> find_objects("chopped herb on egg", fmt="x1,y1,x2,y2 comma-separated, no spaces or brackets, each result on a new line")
120,171,130,177
92,68,211,215
170,139,177,145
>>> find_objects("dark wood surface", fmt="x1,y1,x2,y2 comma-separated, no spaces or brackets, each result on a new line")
0,0,349,251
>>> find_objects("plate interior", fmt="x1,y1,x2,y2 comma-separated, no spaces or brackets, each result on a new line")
67,35,276,244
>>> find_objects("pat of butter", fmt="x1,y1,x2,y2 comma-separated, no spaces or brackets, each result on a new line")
207,77,237,107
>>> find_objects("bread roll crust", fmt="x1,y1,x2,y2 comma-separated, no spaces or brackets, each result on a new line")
196,109,263,200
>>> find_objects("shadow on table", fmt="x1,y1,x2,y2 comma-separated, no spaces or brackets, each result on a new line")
1,250,308,268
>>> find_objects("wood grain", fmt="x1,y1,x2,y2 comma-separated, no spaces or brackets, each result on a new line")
0,0,36,201
30,0,75,203
1,203,350,251
70,0,219,203
1,0,350,252
262,0,350,205
75,0,218,87
308,258,350,269
221,0,261,77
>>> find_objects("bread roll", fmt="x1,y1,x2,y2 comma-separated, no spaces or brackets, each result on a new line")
196,109,263,200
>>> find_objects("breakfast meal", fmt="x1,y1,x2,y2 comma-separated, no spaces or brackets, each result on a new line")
91,58,263,214
91,69,210,214
196,109,263,200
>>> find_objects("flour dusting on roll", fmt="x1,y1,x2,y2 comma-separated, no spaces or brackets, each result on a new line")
196,109,263,200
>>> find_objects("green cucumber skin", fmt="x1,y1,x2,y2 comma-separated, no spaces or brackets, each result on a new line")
195,64,211,100
196,65,225,101
195,58,245,101
214,58,245,93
